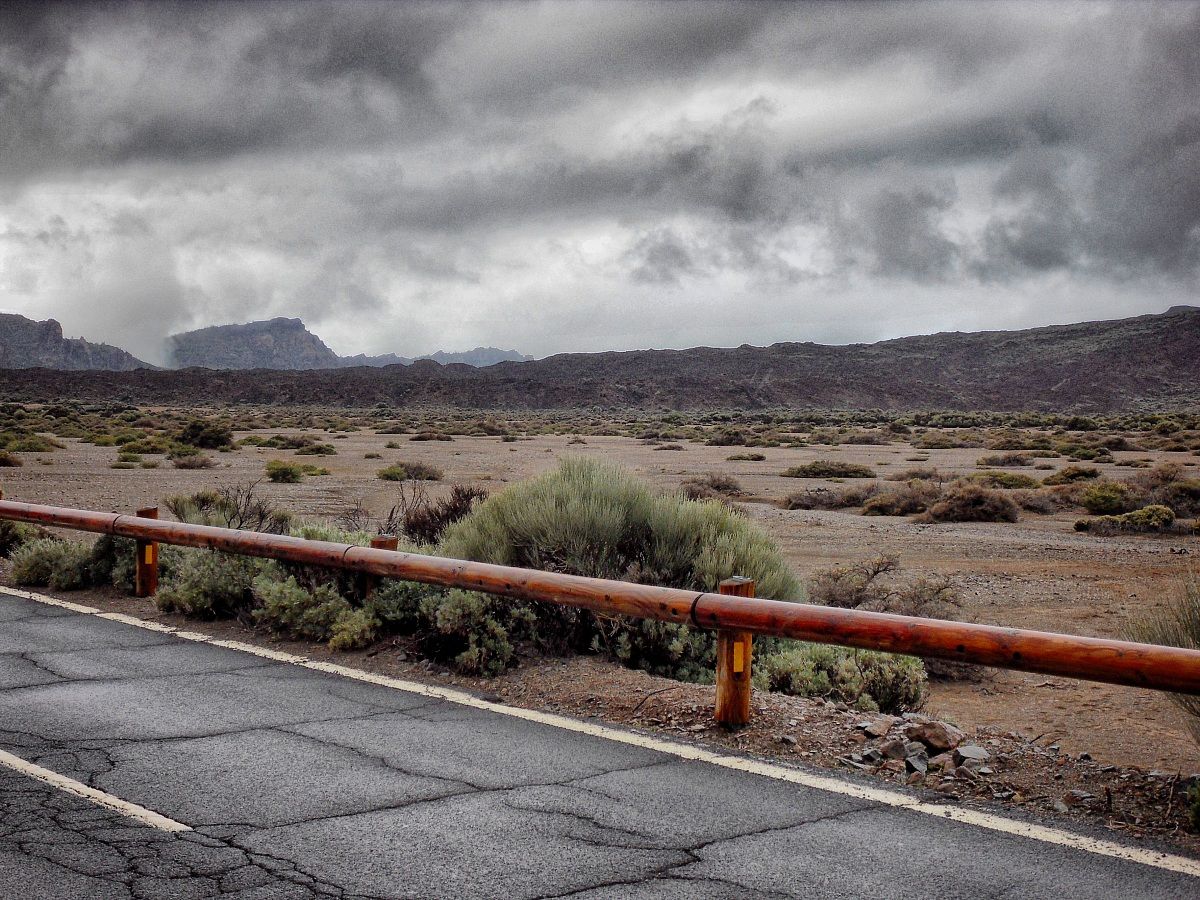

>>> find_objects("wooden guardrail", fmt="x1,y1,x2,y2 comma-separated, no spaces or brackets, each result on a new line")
1,497,1199,726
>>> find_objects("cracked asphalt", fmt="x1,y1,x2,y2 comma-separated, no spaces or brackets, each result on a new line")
0,594,1196,899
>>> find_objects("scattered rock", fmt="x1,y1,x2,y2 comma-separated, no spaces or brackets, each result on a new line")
954,744,991,765
904,721,965,752
1062,790,1094,806
906,753,929,775
779,734,797,746
880,738,908,760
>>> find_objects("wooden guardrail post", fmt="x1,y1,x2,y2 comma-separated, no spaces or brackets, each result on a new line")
363,534,399,598
715,577,755,727
134,506,159,597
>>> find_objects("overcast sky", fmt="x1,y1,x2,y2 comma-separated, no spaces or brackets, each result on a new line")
1,1,1197,364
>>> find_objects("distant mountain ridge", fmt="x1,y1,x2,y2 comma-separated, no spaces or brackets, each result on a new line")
0,314,151,371
167,317,530,370
3,306,1198,413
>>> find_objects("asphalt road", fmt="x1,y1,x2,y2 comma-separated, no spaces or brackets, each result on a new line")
0,590,1196,899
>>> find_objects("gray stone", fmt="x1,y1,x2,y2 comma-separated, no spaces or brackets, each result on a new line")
953,744,991,765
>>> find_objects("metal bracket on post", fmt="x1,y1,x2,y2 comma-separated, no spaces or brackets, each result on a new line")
715,576,755,728
134,506,159,598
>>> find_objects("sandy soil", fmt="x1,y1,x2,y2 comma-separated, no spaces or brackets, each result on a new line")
2,428,1198,772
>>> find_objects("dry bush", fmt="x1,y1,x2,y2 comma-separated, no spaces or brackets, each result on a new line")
1126,572,1200,747
172,453,214,469
781,461,876,479
681,473,743,498
807,555,980,681
378,462,444,481
885,467,947,483
975,452,1032,467
0,450,22,467
922,481,1019,523
410,431,453,442
861,480,941,516
781,482,879,510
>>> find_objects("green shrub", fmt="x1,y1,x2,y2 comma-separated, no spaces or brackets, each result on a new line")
252,576,352,642
781,461,876,479
295,443,336,456
758,645,926,713
7,435,62,453
923,482,1019,523
154,550,267,618
438,457,802,678
177,420,233,449
266,460,304,483
0,450,22,467
10,538,95,590
378,462,444,481
1075,505,1175,535
0,521,39,557
329,607,380,651
1081,481,1134,515
969,471,1041,490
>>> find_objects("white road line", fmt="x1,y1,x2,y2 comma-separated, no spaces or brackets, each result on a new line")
0,747,190,833
4,585,1199,876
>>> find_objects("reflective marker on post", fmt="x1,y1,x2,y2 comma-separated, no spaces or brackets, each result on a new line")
715,577,755,727
134,507,159,598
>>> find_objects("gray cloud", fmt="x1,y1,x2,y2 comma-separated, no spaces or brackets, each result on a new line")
0,1,1197,364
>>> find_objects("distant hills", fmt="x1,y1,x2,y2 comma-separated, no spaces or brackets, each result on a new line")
2,306,1197,412
0,314,151,371
166,317,530,370
0,314,528,372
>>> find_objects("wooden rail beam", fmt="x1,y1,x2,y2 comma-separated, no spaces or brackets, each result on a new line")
1,499,1199,697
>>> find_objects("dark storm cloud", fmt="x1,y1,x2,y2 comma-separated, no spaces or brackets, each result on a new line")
1,1,1197,362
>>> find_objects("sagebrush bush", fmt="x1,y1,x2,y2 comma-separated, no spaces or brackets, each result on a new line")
1042,465,1101,485
154,550,267,618
266,460,304,483
969,471,1041,490
923,482,1019,523
438,457,802,678
252,576,353,642
10,538,95,590
759,645,925,713
1075,505,1175,535
781,461,876,479
0,520,40,557
1081,481,1134,515
0,450,22,467
378,462,444,481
